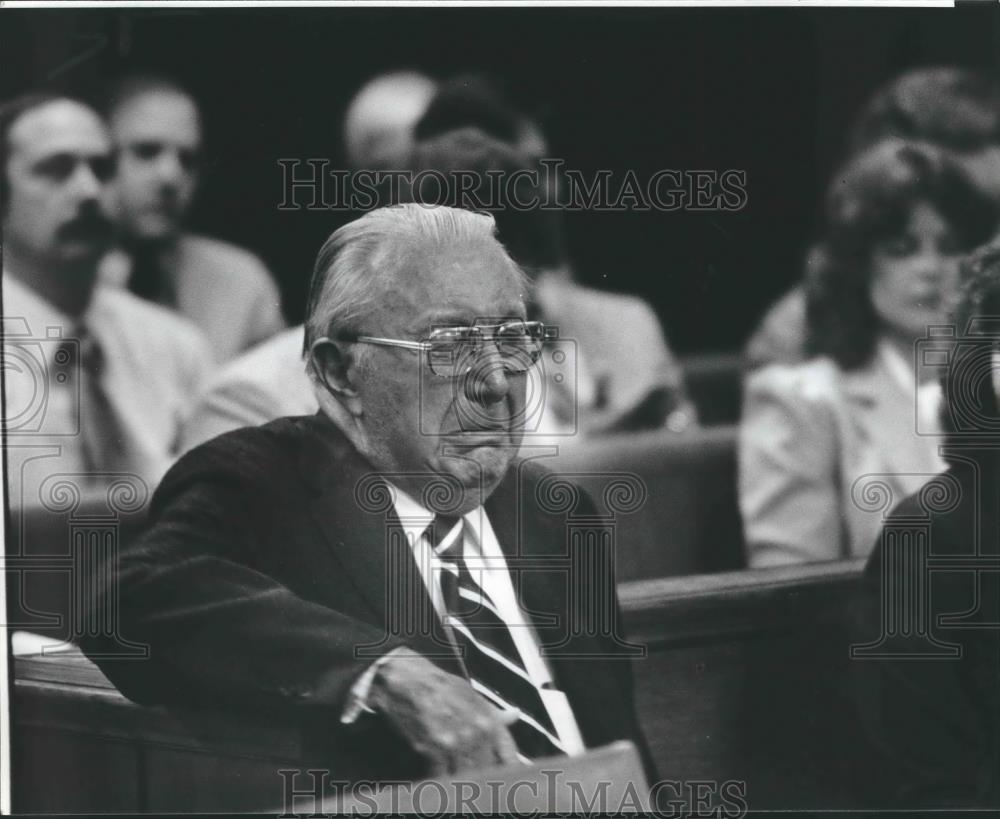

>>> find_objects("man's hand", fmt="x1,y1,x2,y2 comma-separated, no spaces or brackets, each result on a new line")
367,653,521,775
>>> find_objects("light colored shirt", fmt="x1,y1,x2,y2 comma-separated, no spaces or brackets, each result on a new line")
878,338,946,464
342,484,585,756
100,233,285,364
2,275,212,505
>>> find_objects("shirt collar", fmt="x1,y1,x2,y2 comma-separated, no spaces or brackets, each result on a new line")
388,481,484,558
2,274,72,335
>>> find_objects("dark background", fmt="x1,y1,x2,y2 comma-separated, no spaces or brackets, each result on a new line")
3,6,998,352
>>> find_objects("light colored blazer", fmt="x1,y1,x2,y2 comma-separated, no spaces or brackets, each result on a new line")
739,353,947,567
180,325,315,452
101,233,286,364
533,272,694,434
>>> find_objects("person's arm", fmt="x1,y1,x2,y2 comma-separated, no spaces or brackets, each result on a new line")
851,502,993,807
739,364,843,566
81,439,403,714
82,437,519,773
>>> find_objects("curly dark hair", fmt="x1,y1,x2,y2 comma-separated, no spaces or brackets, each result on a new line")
804,139,998,370
940,242,1000,455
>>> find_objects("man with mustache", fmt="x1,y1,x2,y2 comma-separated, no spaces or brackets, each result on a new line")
82,204,650,783
1,93,211,506
99,74,285,363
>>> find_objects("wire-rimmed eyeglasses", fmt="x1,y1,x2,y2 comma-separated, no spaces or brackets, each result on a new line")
313,320,547,378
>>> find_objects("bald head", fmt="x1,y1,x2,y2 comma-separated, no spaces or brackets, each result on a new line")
343,71,437,170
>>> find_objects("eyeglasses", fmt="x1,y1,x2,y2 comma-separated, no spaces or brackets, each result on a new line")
337,320,548,378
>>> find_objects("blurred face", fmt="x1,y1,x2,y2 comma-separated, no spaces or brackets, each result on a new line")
350,236,529,514
3,99,115,267
110,89,201,240
869,201,964,342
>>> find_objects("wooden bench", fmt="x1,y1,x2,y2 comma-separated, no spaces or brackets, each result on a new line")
547,425,744,579
10,559,876,812
625,558,879,810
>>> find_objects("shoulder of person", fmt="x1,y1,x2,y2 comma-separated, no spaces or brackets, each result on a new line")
96,285,210,359
745,356,843,407
879,463,983,553
157,415,311,496
179,233,273,282
207,325,305,384
557,279,658,324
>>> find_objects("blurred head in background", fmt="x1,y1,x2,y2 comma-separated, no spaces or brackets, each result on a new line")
806,139,998,370
415,72,549,162
402,126,566,279
106,74,202,244
343,70,437,171
850,67,1000,203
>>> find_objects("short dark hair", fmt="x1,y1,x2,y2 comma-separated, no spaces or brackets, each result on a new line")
0,92,76,214
805,139,998,370
941,242,1000,454
850,67,1000,154
414,74,524,146
101,71,197,120
400,127,566,274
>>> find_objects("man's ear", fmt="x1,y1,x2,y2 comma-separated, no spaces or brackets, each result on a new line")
311,339,364,418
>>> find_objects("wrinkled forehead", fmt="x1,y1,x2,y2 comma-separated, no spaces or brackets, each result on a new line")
8,100,111,163
375,232,528,334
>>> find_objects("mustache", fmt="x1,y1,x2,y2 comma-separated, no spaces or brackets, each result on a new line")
58,210,114,242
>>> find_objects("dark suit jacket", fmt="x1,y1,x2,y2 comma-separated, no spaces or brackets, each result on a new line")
82,414,649,780
852,452,1000,809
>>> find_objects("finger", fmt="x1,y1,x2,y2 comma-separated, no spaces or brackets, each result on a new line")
492,722,522,766
497,707,521,726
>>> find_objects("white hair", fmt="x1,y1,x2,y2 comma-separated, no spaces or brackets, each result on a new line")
303,203,529,381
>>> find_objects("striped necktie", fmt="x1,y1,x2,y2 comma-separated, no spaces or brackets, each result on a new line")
427,514,566,761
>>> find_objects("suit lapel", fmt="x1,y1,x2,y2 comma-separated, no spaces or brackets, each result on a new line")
842,354,942,482
484,465,566,643
296,415,461,670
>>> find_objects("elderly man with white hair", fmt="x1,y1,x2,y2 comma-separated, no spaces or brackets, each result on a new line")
82,204,650,783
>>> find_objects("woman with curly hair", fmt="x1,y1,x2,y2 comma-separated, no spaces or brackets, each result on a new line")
739,138,997,566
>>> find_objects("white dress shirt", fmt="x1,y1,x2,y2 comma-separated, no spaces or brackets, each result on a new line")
343,483,585,755
2,275,212,505
878,339,948,474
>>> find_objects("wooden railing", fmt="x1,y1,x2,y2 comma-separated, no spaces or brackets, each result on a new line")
10,559,875,812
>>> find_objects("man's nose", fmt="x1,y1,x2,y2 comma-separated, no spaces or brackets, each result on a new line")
913,246,948,280
154,150,186,186
71,162,104,201
462,345,511,405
